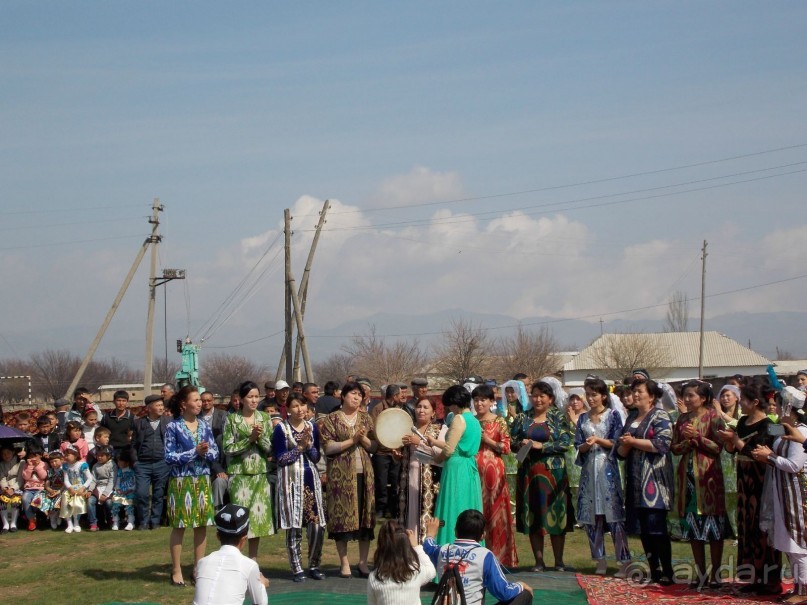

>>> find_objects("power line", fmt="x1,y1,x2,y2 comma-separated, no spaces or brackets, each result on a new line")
313,142,807,217
0,234,143,251
0,215,145,232
204,330,285,349
303,163,807,233
304,272,807,340
0,203,146,216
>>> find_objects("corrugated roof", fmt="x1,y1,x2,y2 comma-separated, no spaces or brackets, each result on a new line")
563,331,771,371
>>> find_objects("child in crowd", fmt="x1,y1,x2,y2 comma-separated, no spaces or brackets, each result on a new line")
38,450,65,529
34,415,61,455
110,449,136,531
0,445,22,532
82,409,99,451
86,427,113,468
21,445,48,531
14,412,33,436
60,445,92,533
60,421,89,461
87,445,115,531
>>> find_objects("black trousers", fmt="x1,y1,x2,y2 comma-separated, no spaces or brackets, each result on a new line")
371,453,401,517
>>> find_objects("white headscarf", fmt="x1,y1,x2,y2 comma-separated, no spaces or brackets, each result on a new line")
499,379,530,415
540,376,569,412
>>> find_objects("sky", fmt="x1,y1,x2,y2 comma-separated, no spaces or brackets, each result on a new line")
1,1,806,370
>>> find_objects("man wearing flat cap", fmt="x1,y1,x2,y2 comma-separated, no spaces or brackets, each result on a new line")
132,394,171,530
193,504,269,605
405,377,429,421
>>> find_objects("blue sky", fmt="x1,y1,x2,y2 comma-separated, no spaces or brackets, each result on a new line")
1,1,806,366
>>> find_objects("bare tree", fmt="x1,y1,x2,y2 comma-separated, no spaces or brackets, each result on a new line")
312,352,354,386
200,353,269,396
342,324,429,387
431,319,492,383
492,324,559,382
775,347,795,361
152,357,182,385
663,290,690,332
30,349,82,400
589,332,672,382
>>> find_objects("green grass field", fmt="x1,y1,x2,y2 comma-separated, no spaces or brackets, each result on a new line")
0,519,725,605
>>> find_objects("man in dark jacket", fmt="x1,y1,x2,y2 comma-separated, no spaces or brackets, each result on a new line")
199,390,229,508
132,395,170,530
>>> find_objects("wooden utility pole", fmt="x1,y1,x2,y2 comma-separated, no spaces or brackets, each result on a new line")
278,209,294,382
698,240,708,378
143,199,163,396
292,199,329,382
64,200,161,399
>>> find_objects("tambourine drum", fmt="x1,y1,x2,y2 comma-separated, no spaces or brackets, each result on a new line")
375,407,413,449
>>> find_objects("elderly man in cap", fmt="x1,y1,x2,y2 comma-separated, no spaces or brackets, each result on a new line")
132,394,171,530
258,379,291,419
405,377,429,421
193,504,269,605
257,381,276,411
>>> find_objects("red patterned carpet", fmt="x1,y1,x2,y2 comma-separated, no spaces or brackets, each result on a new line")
576,575,793,605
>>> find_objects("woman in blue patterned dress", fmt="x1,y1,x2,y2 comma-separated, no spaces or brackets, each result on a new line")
575,377,630,577
164,385,218,587
617,378,675,585
511,380,574,572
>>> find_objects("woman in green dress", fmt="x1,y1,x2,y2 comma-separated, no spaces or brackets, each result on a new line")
223,380,275,560
427,385,482,545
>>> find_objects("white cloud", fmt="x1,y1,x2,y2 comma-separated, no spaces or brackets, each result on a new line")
372,166,465,208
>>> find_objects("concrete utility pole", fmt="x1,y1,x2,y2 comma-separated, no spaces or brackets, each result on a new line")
292,199,329,382
143,199,163,396
65,200,161,399
698,240,708,378
278,209,293,382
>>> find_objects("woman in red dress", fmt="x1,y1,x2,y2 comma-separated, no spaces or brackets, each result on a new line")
473,384,518,567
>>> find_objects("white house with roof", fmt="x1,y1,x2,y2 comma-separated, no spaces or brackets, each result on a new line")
562,331,772,386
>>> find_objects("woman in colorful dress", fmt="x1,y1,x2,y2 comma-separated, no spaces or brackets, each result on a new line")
671,381,733,589
575,377,630,577
164,385,218,587
473,384,518,567
511,380,574,572
718,383,781,596
617,378,675,585
398,397,446,543
320,381,378,578
428,384,482,546
272,394,326,582
716,384,741,535
223,381,274,561
755,386,807,605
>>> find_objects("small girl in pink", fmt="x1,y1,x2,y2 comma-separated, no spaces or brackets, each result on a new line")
60,421,89,462
21,446,48,531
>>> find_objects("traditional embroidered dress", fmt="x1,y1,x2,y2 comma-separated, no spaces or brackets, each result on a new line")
476,415,518,567
760,427,807,595
511,406,574,536
164,417,217,529
0,456,22,510
399,422,446,544
620,407,675,582
33,465,63,514
575,407,629,563
319,410,376,540
272,419,325,575
670,406,734,541
223,411,274,538
734,415,781,590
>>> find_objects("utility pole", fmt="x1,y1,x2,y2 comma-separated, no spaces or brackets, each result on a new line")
143,199,163,396
292,199,329,382
64,200,159,399
698,240,708,378
278,209,293,382
599,318,604,336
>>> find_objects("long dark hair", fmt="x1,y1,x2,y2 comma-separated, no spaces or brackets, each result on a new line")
372,520,420,583
168,385,199,418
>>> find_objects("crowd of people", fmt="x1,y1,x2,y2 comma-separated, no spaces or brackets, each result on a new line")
2,367,807,605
